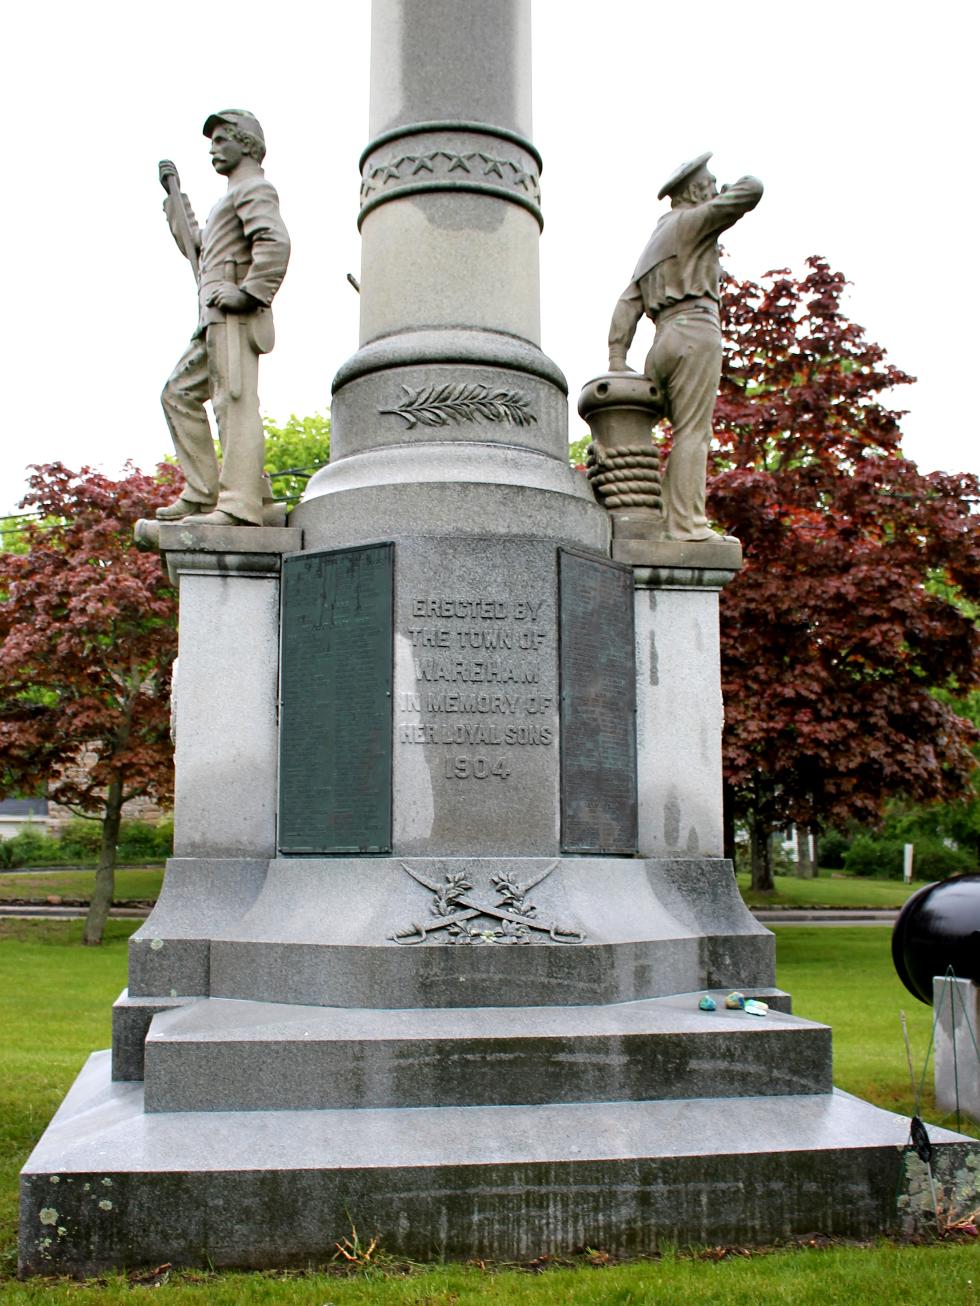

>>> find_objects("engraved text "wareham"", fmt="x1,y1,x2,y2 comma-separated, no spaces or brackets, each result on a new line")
413,658,539,684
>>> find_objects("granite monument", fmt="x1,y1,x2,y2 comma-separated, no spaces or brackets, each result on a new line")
18,1,979,1275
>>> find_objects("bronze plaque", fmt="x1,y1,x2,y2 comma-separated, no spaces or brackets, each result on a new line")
279,544,393,854
559,548,637,854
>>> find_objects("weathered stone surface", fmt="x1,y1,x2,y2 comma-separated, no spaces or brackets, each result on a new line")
368,0,531,138
634,584,726,858
360,197,541,345
358,125,542,232
331,327,567,391
158,113,291,529
391,538,560,856
20,1052,979,1274
203,855,773,1009
158,522,301,556
123,851,773,1013
141,991,831,1112
359,0,535,348
127,859,268,998
295,475,609,556
298,0,600,559
618,535,742,572
169,557,281,858
332,363,569,461
934,976,980,1123
111,992,194,1081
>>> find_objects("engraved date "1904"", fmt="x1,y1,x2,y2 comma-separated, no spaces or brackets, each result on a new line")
445,755,510,780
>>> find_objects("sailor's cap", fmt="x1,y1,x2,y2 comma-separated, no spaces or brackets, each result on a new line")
657,151,713,201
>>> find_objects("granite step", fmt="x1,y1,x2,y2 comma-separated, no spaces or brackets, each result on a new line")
22,1050,978,1273
142,990,831,1112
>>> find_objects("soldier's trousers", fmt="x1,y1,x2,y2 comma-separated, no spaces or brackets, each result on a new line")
646,310,723,541
161,321,264,525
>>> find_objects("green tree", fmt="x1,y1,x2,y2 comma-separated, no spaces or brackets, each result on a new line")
263,412,331,505
709,258,979,891
0,513,32,556
880,691,980,863
0,463,179,944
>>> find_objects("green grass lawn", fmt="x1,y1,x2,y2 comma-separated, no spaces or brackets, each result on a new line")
1,921,977,1303
0,868,164,903
774,926,979,1135
737,872,920,910
2,1245,980,1304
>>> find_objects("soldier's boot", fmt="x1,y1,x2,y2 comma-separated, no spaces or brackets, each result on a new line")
155,495,218,521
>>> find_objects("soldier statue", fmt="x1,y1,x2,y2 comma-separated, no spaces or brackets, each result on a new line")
156,110,291,526
607,153,762,541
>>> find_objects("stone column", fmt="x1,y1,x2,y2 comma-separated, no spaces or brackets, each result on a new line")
631,540,742,860
294,0,604,554
359,0,538,347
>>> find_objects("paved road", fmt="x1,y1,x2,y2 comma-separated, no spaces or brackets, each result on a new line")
1,903,900,924
0,868,902,926
0,904,149,919
0,864,163,875
754,909,898,926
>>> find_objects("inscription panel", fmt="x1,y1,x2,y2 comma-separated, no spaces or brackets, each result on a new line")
279,544,393,854
393,538,560,856
399,593,553,773
559,549,637,854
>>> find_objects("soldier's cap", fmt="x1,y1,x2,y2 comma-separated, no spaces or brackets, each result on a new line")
657,151,713,201
203,110,265,147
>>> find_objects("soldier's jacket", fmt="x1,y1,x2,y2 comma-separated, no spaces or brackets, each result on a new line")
165,173,291,348
629,176,763,318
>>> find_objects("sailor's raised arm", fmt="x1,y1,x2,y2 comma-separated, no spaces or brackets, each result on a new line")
687,175,764,240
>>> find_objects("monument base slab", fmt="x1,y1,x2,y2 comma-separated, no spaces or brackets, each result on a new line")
140,990,823,1113
20,1051,976,1275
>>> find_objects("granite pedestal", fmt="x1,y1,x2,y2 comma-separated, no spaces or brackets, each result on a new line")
23,525,980,1271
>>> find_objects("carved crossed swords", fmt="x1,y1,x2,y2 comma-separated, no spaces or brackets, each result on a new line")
389,860,585,945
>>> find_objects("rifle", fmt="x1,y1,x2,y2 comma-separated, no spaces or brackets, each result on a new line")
158,159,200,282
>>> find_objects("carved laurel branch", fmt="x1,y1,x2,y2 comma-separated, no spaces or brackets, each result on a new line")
379,383,537,431
361,150,540,201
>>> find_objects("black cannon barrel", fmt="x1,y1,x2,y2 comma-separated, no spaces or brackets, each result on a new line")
891,872,980,1005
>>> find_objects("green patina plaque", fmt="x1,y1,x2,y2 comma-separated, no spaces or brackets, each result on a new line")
559,548,637,855
279,544,393,854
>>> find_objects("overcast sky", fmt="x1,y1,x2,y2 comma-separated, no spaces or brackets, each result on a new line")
2,0,976,517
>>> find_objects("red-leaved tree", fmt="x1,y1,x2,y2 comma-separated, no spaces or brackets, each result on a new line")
0,463,179,943
708,257,980,889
